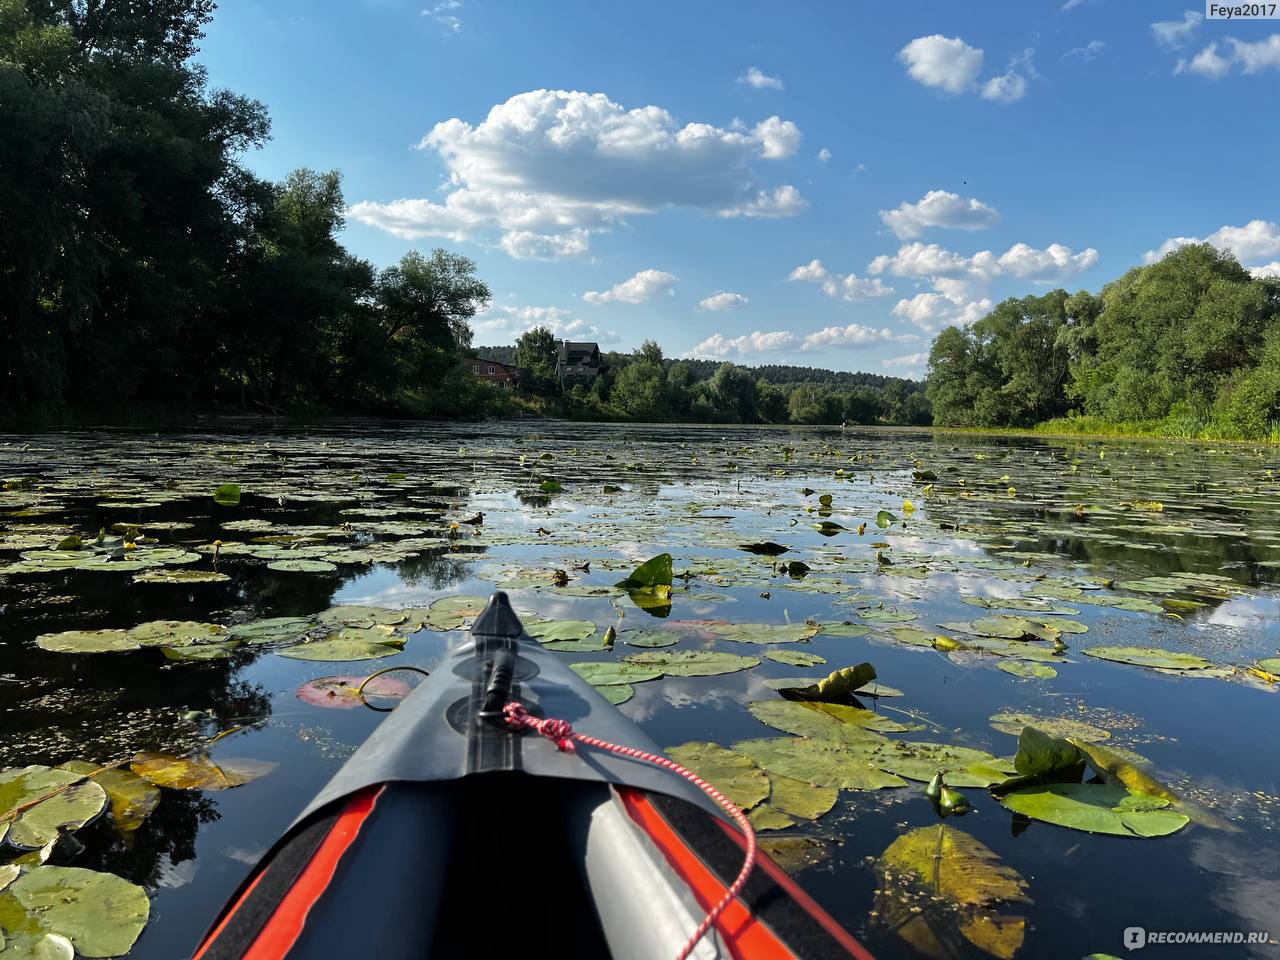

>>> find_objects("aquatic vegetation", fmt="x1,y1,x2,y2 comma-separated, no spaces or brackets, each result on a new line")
2,422,1279,958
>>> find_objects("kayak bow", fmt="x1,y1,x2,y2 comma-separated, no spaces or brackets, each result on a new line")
196,592,874,960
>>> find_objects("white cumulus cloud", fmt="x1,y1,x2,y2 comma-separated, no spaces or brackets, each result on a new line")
880,190,1001,239
817,147,832,163
789,259,894,300
583,269,678,304
698,292,749,311
1145,219,1280,265
898,35,985,93
737,66,784,90
692,330,796,358
869,241,1098,281
348,89,806,258
1152,10,1202,49
1251,261,1280,278
473,305,619,344
1178,35,1280,78
899,35,1031,102
801,325,918,350
883,352,930,368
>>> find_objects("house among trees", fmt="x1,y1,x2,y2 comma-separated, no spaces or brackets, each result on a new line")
465,356,519,389
556,341,607,385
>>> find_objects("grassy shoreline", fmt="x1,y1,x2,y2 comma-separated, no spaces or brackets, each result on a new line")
938,416,1280,446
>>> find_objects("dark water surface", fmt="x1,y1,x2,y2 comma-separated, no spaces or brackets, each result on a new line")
1,421,1277,959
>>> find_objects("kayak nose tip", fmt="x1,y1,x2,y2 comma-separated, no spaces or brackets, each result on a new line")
471,591,525,639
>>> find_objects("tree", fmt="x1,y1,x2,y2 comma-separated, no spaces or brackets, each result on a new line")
636,339,664,365
514,326,558,394
787,384,840,424
756,380,789,423
612,361,669,420
709,364,758,422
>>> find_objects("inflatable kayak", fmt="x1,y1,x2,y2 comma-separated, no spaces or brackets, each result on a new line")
195,593,873,960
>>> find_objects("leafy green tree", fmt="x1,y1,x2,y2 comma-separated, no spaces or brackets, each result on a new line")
756,379,789,423
514,326,558,394
612,360,669,420
709,363,758,422
666,361,694,416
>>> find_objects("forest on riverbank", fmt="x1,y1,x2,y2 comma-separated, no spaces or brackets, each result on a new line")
926,244,1280,441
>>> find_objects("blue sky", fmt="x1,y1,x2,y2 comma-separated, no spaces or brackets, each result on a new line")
200,1,1280,378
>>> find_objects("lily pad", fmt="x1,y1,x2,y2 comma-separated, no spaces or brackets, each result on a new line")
989,711,1110,742
213,483,241,506
296,674,413,709
528,620,597,643
666,742,769,811
622,650,760,677
734,737,907,791
596,683,634,705
0,767,107,849
615,553,673,588
765,651,826,667
130,753,276,790
132,568,231,585
277,634,403,661
748,700,914,740
705,623,817,644
267,558,338,573
56,763,160,836
765,773,838,821
0,866,150,957
1000,782,1189,837
621,630,679,648
998,661,1058,679
34,630,135,654
1082,646,1215,670
870,741,1016,788
570,662,663,685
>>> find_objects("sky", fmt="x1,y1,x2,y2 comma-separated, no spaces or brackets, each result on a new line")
198,1,1280,380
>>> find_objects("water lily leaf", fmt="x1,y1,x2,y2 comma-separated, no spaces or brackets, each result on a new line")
814,622,870,637
621,630,679,648
417,595,489,631
989,711,1110,742
296,674,413,709
267,558,337,573
1014,727,1084,778
997,661,1057,679
705,623,817,644
870,742,1016,788
127,620,228,648
857,608,917,623
570,662,663,685
812,521,845,535
739,542,789,556
35,630,134,654
162,642,239,661
734,737,907,790
0,767,107,849
875,510,897,528
765,773,838,821
1000,783,1189,837
666,742,769,811
0,866,149,958
277,634,403,661
132,568,230,585
213,484,241,506
749,700,912,740
622,650,760,677
529,620,597,643
874,825,1030,960
615,553,673,588
596,683,634,705
765,651,826,667
56,763,159,836
130,753,276,790
1082,646,1215,670
624,585,673,617
781,663,877,702
317,606,408,627
228,617,315,644
748,804,796,831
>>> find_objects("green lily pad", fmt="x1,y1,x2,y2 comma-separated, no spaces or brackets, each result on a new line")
132,568,231,585
734,737,907,791
998,661,1058,679
277,634,403,661
57,763,160,836
228,617,316,644
1000,783,1190,837
705,623,817,644
869,741,1016,788
765,651,827,667
529,620,597,643
130,753,276,790
318,606,409,627
0,866,149,957
621,650,760,677
765,773,838,821
267,558,338,573
596,683,634,705
127,620,228,648
666,742,770,811
857,608,917,624
814,622,871,637
1082,647,1216,670
213,483,241,506
748,700,913,740
621,630,679,648
989,711,1111,742
34,630,135,654
615,553,673,588
0,767,107,849
570,662,664,685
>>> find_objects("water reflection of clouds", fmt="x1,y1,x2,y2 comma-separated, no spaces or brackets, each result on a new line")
1204,595,1280,630
621,671,776,723
1191,835,1280,958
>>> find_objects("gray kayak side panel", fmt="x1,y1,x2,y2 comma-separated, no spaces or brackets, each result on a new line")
293,592,720,826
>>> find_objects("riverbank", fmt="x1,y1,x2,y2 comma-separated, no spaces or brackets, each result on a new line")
938,415,1280,446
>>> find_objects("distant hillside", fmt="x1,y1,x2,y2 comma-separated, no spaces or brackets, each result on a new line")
473,346,921,388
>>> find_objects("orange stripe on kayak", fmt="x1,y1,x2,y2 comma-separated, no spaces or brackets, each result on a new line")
195,786,383,960
619,787,795,960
